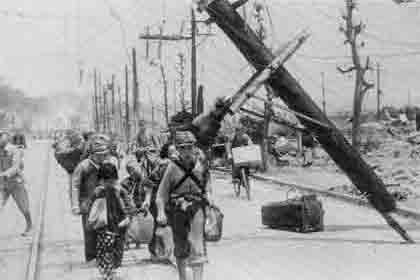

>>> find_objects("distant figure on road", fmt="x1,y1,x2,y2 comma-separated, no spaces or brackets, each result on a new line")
156,131,214,280
71,136,112,264
0,131,32,236
12,132,27,149
302,131,316,168
229,126,253,184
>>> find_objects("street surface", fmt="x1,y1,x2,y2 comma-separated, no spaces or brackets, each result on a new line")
2,142,420,279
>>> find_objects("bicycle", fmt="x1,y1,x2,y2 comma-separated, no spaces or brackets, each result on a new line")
232,165,251,200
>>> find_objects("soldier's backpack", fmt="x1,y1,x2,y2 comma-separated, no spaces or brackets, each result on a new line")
261,193,324,233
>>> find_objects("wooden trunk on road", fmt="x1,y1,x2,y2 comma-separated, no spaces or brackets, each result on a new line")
205,0,395,213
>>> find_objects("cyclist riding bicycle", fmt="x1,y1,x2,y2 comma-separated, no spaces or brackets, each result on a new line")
229,127,253,192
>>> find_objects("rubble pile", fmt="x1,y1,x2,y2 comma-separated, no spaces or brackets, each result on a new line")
328,183,419,202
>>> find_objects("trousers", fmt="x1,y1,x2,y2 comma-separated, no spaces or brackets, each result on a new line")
81,214,98,262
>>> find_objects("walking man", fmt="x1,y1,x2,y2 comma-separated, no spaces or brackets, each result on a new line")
156,131,213,280
71,135,111,264
0,130,32,236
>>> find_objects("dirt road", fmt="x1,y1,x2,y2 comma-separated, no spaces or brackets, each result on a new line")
3,142,420,280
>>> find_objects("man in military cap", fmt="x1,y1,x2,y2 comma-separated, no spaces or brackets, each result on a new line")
156,131,214,280
71,135,113,263
0,130,32,236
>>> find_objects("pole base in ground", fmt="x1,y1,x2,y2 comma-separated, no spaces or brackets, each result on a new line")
381,212,415,244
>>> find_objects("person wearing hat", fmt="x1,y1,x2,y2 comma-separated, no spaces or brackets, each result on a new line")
155,131,213,280
142,142,178,261
0,130,32,236
121,156,145,210
71,136,114,264
135,144,160,181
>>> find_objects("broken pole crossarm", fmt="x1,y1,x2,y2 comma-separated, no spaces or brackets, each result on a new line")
240,107,305,132
139,34,193,40
232,0,248,9
229,30,310,114
200,0,413,242
251,94,330,130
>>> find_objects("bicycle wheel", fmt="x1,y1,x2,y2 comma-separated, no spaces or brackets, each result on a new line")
241,168,251,200
233,178,241,197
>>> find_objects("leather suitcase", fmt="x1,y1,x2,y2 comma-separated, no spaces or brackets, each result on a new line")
261,194,324,233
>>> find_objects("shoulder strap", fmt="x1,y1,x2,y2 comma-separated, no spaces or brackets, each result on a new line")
170,160,205,196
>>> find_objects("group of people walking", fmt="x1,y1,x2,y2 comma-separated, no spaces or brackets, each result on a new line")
69,130,213,280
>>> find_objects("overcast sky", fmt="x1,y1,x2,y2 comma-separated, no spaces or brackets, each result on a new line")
1,0,420,114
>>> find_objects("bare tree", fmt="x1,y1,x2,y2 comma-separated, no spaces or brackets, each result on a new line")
338,0,374,150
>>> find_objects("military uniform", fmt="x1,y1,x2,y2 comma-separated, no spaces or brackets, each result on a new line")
0,143,28,211
156,158,210,264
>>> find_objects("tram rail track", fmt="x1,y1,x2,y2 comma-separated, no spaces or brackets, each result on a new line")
25,143,51,280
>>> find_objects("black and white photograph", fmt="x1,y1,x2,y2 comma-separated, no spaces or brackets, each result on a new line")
1,0,420,279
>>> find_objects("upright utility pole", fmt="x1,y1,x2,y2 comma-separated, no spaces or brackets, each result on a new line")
118,85,123,136
125,65,130,146
408,89,411,108
376,63,381,120
101,76,107,132
322,72,326,115
93,69,99,131
177,52,187,111
173,79,178,114
132,47,140,132
158,23,164,60
158,63,169,125
104,85,110,133
148,86,155,128
191,8,198,116
145,26,150,60
139,16,213,116
111,74,115,133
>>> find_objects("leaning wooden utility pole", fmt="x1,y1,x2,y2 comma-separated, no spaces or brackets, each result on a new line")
198,0,413,243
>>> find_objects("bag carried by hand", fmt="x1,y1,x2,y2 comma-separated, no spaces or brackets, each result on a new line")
87,198,108,230
149,226,174,260
126,210,154,244
205,205,224,242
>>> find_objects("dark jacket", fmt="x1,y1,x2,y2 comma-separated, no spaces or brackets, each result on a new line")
71,158,101,213
91,184,135,233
